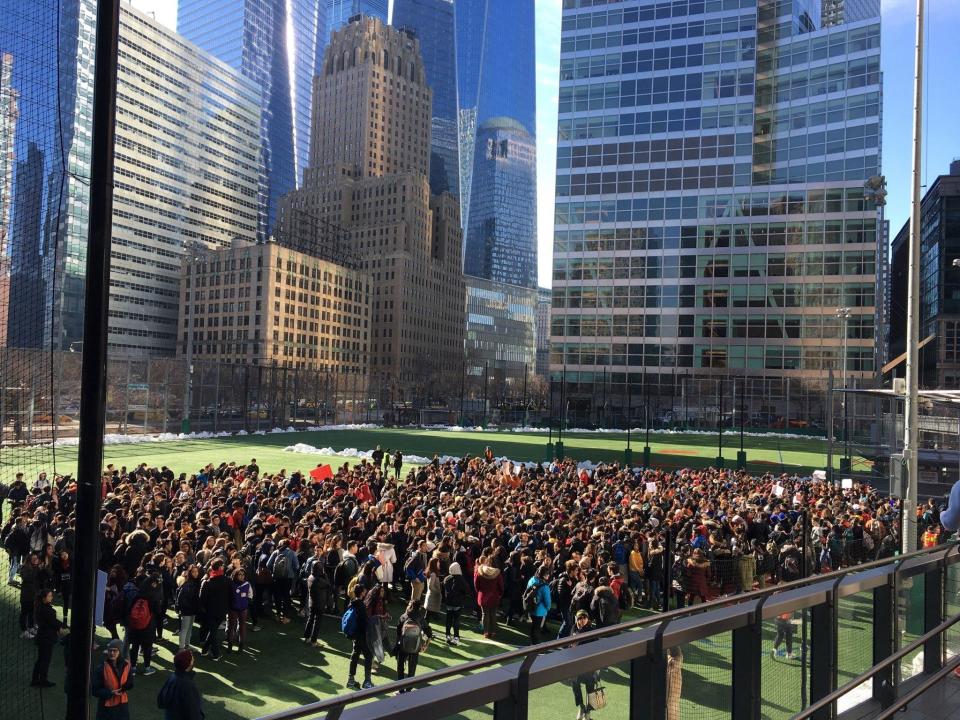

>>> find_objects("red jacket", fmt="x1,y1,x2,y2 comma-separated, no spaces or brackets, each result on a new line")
474,566,504,609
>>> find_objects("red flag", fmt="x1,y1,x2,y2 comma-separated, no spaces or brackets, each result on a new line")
310,465,333,482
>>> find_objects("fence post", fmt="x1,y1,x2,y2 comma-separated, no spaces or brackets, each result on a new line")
810,578,841,720
873,574,896,708
631,621,667,720
732,599,764,720
243,365,250,433
214,361,220,432
923,557,946,673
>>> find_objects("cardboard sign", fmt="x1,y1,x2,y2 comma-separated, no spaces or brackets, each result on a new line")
310,464,333,482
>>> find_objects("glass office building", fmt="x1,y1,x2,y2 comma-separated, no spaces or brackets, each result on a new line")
178,0,325,235
456,0,537,251
329,0,388,31
552,0,882,427
391,0,460,198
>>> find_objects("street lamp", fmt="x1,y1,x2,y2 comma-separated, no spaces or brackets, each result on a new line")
836,307,852,473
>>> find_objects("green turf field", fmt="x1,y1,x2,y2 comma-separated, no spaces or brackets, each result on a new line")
0,426,861,482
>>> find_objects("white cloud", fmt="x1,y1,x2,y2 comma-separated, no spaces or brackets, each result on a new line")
535,0,562,288
128,0,178,30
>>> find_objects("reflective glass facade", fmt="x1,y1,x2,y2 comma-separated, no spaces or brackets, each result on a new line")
456,0,537,238
1,0,87,349
552,0,882,424
465,275,538,391
391,0,460,197
328,0,388,31
464,118,538,288
178,0,325,235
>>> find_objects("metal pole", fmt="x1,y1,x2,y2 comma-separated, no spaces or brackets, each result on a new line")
717,378,723,465
901,0,924,552
67,0,121,716
522,363,528,426
740,377,745,453
483,361,489,427
459,356,465,426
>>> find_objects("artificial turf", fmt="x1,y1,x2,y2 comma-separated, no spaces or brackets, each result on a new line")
0,426,860,483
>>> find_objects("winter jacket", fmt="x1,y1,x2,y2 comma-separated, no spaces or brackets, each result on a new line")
424,572,442,613
230,580,252,612
266,547,300,580
161,670,205,720
35,602,63,643
175,580,201,616
198,573,231,619
526,576,552,618
442,573,469,608
590,586,620,628
374,542,397,584
474,564,504,609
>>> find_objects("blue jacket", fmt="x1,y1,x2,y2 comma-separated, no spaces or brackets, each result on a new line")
527,576,551,618
266,547,299,580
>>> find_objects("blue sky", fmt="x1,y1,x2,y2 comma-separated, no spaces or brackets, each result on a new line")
134,0,960,287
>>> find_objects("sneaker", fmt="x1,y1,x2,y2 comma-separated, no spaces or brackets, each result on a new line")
21,630,32,639
785,652,795,660
346,678,360,690
451,637,461,646
577,708,587,720
361,680,374,689
140,666,157,676
252,625,262,632
445,634,452,644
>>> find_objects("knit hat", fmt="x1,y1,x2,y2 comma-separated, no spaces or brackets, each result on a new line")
575,610,590,621
106,639,123,652
449,562,462,576
174,649,193,672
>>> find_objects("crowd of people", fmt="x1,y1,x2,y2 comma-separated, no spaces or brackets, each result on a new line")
0,447,949,719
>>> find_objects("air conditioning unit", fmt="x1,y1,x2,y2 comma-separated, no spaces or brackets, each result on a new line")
893,378,905,395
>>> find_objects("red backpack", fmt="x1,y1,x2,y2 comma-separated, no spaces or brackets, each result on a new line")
129,597,153,631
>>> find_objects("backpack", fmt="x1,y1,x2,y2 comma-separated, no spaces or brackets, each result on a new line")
782,554,800,580
272,552,289,579
129,596,153,631
403,552,419,580
341,605,359,638
570,584,594,612
334,556,359,587
400,618,424,654
863,532,875,551
156,675,176,709
522,581,542,614
618,586,635,611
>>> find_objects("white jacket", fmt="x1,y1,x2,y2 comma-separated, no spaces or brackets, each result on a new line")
375,542,397,583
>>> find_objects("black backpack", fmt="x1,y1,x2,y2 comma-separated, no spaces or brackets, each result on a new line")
570,584,594,612
522,580,542,614
157,674,176,709
334,556,358,587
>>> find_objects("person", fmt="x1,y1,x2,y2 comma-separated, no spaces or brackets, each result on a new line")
423,557,443,631
175,565,201,650
666,646,683,720
526,564,552,645
158,649,205,720
127,570,161,675
198,558,231,660
304,560,331,646
442,561,469,645
18,551,42,637
53,549,73,622
227,568,252,652
91,639,134,720
393,450,403,480
569,610,599,720
395,600,432,690
772,611,795,659
4,515,29,585
345,585,374,690
31,589,63,687
267,539,299,623
474,556,503,639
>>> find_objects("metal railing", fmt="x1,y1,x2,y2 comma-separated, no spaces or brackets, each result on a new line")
256,543,960,720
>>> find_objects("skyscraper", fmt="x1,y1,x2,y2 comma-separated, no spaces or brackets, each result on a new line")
178,0,327,235
283,17,464,400
391,0,459,197
328,0,388,31
456,0,537,245
552,0,882,426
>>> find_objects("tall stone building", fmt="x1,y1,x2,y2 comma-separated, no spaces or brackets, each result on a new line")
282,17,464,402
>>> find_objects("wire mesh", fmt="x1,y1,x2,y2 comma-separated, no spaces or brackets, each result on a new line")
675,632,732,720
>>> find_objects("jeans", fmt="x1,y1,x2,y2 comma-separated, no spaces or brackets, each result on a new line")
273,578,292,618
396,651,419,690
648,579,661,608
8,553,21,583
178,615,194,650
445,606,462,638
556,608,572,639
129,628,154,669
304,603,323,642
228,608,248,646
774,621,794,654
32,639,55,684
348,637,372,682
481,606,497,636
201,614,224,658
19,600,34,631
627,571,644,595
529,614,545,645
571,672,598,709
251,583,270,624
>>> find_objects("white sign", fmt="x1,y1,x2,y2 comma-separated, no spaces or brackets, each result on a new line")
646,482,657,494
812,470,827,481
773,485,785,497
94,570,107,626
841,478,853,490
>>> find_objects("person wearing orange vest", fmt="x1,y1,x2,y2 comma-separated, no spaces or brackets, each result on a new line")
921,526,940,549
91,639,134,720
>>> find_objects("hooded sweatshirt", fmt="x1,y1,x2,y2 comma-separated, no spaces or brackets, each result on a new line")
374,542,397,584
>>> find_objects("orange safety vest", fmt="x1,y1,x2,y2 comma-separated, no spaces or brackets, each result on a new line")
102,660,130,708
922,531,939,549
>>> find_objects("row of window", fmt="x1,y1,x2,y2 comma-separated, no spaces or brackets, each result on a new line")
551,282,876,310
561,3,755,35
560,38,755,81
551,314,875,340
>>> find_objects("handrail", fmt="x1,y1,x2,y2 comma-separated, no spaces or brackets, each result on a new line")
872,655,960,720
255,544,957,720
791,611,960,719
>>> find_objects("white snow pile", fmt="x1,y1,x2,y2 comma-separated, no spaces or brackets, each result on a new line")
507,425,825,441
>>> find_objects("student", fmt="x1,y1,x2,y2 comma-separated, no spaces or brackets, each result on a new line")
526,564,552,645
174,565,201,651
198,558,231,661
772,611,796,659
569,610,599,720
344,585,374,690
442,562,469,645
395,600,432,691
227,568,252,652
91,639,134,720
31,589,63,688
157,649,205,720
